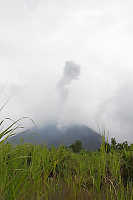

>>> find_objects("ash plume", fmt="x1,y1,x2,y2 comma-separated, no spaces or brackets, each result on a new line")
56,61,81,128
57,61,81,102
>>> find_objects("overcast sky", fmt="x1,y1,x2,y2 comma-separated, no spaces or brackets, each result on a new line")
0,0,133,142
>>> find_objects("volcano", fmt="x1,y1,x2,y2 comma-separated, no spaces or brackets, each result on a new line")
7,123,102,150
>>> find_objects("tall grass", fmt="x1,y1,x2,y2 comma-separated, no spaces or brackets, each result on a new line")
0,141,132,200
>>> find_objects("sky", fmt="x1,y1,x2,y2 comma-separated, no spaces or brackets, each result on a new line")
0,0,133,142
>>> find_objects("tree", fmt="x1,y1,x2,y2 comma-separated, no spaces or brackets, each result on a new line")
69,140,83,153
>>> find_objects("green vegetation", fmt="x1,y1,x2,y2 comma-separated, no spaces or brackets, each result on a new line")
69,140,83,153
0,138,133,200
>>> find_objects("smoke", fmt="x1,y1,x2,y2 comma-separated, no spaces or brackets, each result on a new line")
56,61,81,128
57,61,80,102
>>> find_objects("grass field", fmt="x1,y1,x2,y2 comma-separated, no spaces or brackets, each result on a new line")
0,140,133,200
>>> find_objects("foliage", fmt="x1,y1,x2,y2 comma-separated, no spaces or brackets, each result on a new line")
120,151,133,186
0,140,132,200
101,137,130,153
69,140,83,153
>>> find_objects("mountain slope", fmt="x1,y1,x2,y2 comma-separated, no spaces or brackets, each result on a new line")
7,124,102,150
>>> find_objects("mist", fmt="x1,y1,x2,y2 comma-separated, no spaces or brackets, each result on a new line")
0,0,133,142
